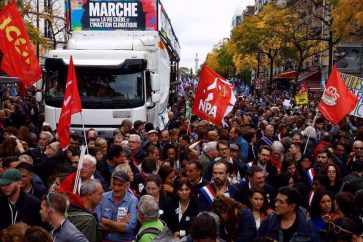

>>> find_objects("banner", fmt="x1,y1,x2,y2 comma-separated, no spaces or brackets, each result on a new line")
192,65,236,126
57,56,82,149
342,73,363,118
318,65,358,125
0,2,41,86
69,0,157,31
295,83,308,105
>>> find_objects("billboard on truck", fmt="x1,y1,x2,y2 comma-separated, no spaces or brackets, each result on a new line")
158,3,180,58
67,0,158,31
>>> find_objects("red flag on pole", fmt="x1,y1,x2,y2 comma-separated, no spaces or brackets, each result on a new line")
57,56,82,149
318,65,358,125
0,2,42,86
191,65,236,126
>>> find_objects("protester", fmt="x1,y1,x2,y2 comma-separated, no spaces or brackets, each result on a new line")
0,169,42,232
39,192,88,242
258,186,320,242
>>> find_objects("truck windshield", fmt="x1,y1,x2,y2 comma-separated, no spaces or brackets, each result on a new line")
44,59,146,109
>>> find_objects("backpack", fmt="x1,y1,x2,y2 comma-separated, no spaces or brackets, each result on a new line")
135,221,177,242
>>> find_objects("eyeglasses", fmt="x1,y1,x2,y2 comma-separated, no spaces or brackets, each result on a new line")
328,222,354,237
274,198,288,206
327,170,336,174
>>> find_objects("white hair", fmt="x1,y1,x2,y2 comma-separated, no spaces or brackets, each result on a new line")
302,126,317,139
129,134,141,143
271,141,284,152
203,141,218,153
139,195,159,221
83,154,97,166
40,131,54,142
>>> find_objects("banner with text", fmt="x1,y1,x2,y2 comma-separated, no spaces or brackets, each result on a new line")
69,0,157,31
342,73,363,118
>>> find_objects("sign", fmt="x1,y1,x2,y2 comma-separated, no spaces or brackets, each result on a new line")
68,0,157,31
342,73,363,118
158,2,180,58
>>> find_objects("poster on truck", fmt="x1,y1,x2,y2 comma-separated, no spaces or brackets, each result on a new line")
68,0,157,31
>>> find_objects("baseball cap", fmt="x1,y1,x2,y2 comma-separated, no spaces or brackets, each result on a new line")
112,171,130,183
0,168,21,185
147,130,158,135
230,144,240,151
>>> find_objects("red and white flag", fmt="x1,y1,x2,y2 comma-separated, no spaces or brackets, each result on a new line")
0,2,42,86
57,56,82,149
192,65,236,126
318,65,358,125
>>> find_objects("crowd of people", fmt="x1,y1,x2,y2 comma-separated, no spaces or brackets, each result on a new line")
0,86,363,242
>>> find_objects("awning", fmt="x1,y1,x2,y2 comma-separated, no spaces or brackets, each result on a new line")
297,71,320,82
272,71,297,79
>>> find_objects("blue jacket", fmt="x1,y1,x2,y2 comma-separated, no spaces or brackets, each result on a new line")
258,209,320,242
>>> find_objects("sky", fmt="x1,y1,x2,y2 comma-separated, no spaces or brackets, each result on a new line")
162,0,255,72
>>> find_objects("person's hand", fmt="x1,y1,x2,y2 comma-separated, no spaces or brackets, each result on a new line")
163,184,174,193
322,213,332,223
119,213,131,223
173,232,180,238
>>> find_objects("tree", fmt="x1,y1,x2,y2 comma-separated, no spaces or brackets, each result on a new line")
332,0,363,39
231,4,285,83
264,5,327,85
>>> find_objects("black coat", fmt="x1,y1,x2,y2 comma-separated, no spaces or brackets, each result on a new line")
234,181,276,207
168,198,199,234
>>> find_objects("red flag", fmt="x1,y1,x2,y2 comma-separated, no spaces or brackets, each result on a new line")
191,65,236,126
57,56,82,149
0,2,42,86
318,65,358,124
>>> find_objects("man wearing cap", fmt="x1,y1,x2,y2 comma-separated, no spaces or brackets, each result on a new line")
0,168,42,232
96,171,138,242
143,130,160,150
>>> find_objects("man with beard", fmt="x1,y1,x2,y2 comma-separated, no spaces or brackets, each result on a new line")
205,140,246,184
143,130,160,149
27,131,54,165
198,161,240,211
0,169,42,232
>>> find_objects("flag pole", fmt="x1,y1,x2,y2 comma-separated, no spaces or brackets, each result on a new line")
73,145,86,194
303,109,319,155
80,113,88,154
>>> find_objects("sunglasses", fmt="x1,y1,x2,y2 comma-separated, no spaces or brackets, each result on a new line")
328,222,354,239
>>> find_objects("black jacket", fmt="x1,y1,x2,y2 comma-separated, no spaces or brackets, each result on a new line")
0,191,42,232
168,198,199,235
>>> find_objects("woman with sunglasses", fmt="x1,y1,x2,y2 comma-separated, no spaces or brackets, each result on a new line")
169,178,199,239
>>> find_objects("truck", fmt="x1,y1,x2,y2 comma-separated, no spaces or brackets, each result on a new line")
39,0,180,138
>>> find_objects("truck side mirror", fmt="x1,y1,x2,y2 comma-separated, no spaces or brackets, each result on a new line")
152,93,161,103
151,73,160,91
